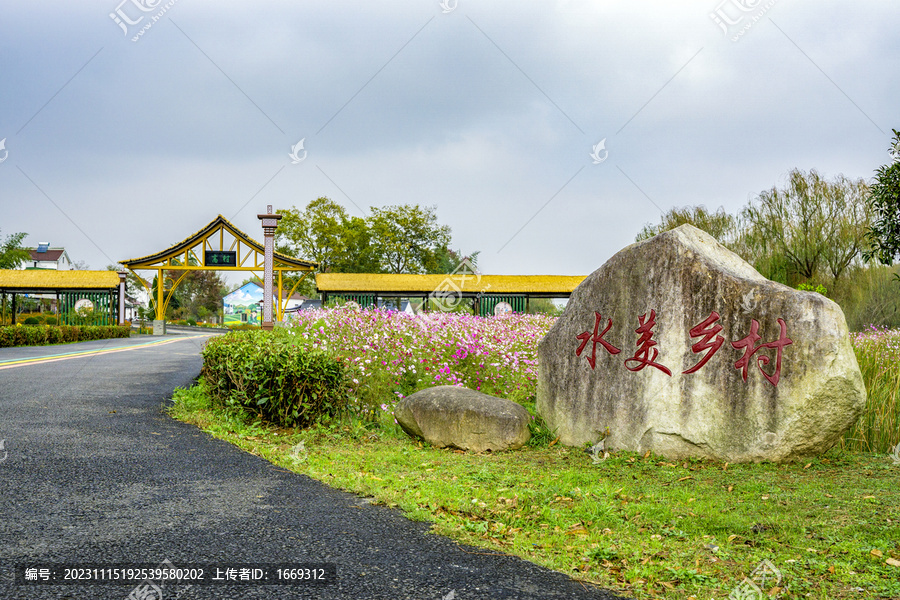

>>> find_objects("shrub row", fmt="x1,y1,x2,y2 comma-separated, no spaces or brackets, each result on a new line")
201,330,349,428
0,325,131,348
225,323,260,331
15,314,58,325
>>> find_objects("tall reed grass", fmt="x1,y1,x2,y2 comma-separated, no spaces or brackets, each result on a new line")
843,326,900,453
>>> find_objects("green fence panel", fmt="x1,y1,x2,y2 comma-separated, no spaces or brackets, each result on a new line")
478,294,526,316
59,291,118,325
332,294,376,308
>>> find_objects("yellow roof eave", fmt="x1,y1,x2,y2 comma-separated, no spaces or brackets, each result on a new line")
316,273,586,295
0,269,121,291
120,215,317,270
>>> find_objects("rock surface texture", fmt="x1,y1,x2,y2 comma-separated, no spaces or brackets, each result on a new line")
537,225,866,462
395,386,531,452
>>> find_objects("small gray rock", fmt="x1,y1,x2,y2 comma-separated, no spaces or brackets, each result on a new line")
395,386,531,452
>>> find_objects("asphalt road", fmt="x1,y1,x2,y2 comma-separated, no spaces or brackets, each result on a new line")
0,333,628,600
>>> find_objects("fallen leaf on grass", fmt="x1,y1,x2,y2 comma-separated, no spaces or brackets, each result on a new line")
676,476,692,482
886,558,900,568
804,462,812,469
870,549,883,558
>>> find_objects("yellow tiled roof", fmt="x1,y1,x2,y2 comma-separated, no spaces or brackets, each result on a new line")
0,269,121,290
316,273,586,294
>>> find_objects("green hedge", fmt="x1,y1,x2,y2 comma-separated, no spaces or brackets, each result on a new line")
0,325,131,348
225,323,260,331
201,330,349,428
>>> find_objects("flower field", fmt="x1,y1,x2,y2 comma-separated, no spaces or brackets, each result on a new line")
283,306,556,414
280,307,899,452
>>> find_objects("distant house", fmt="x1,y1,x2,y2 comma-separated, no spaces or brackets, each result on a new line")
24,243,74,270
222,281,307,325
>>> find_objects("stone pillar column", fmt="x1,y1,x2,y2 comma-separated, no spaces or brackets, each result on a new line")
117,272,127,326
258,205,282,331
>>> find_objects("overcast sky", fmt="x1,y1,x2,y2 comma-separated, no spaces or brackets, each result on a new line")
1,1,897,283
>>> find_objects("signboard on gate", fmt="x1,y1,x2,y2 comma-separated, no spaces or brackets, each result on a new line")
204,251,236,267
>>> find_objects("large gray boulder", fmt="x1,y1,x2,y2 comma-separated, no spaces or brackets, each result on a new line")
537,225,866,462
395,386,531,452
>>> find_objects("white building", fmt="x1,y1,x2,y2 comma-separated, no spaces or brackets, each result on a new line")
24,243,74,270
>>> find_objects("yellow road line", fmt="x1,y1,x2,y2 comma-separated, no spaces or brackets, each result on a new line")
0,335,208,370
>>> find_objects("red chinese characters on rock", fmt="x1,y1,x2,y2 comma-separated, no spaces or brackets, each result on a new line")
624,310,672,376
575,312,621,369
731,318,793,386
573,310,792,386
683,311,724,374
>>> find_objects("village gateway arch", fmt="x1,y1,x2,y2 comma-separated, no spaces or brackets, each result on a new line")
120,213,316,335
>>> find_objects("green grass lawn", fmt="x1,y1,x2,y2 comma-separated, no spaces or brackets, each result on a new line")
170,383,900,600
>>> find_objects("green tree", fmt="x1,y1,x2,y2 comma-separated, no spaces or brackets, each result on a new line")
333,215,380,273
0,229,29,269
277,197,351,273
174,270,227,321
277,198,456,278
636,205,738,246
864,129,900,267
276,198,367,298
368,204,451,274
739,169,871,286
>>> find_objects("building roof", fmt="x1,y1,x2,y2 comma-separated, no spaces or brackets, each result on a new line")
121,214,316,271
26,248,68,262
0,269,121,292
316,273,586,297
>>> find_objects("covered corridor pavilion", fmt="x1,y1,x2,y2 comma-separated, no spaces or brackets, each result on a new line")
316,273,586,315
0,269,127,325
